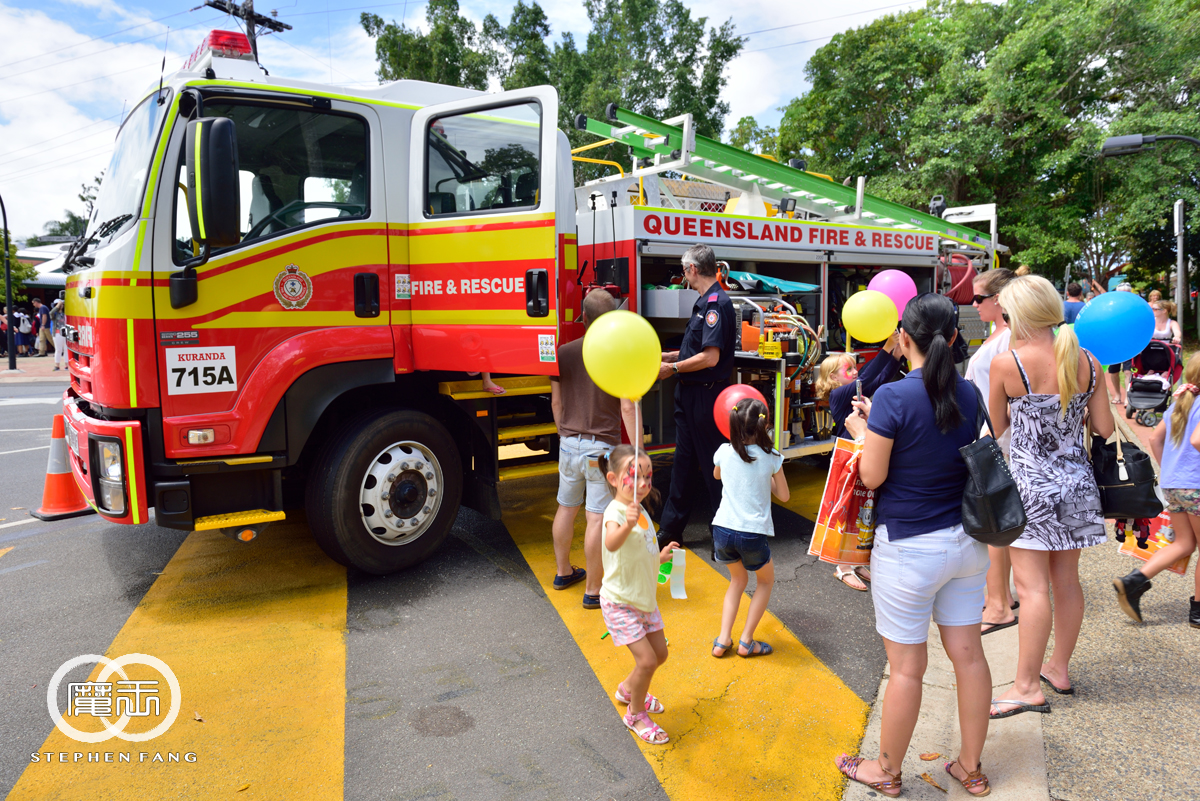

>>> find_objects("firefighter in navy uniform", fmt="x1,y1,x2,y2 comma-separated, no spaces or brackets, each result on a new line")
657,244,736,548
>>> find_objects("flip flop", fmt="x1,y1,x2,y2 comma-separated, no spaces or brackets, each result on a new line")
981,617,1018,635
835,565,868,592
1040,673,1075,695
989,698,1051,719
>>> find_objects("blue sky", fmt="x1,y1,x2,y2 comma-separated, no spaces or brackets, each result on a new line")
0,0,928,239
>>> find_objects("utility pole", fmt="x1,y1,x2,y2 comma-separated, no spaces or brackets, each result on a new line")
203,0,291,64
2,192,14,372
1177,199,1187,337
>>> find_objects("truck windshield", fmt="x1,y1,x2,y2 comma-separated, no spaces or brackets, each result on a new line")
86,89,170,242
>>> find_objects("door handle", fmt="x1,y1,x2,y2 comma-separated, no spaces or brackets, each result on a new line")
525,268,548,317
354,272,380,318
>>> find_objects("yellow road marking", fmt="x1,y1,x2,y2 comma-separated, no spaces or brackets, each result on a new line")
773,459,830,520
9,520,346,800
501,475,868,798
0,546,12,561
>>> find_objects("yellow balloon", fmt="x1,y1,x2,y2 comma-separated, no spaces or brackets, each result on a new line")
843,289,899,343
582,309,661,399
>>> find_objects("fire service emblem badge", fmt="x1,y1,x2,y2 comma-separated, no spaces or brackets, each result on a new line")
274,264,313,310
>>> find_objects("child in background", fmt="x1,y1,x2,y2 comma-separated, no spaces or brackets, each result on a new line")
1114,353,1200,628
710,399,790,658
599,445,680,745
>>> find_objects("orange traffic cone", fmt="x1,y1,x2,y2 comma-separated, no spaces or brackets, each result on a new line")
31,414,95,521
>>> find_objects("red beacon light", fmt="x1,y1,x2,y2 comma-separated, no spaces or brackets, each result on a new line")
183,30,254,71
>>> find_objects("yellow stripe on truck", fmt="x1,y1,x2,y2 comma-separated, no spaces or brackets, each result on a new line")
123,424,140,525
127,318,137,407
194,121,207,241
409,215,554,265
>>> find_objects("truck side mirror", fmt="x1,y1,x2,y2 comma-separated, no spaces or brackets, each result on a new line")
185,117,241,248
174,117,240,309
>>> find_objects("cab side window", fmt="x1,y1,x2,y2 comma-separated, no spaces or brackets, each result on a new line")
425,101,540,217
174,101,368,263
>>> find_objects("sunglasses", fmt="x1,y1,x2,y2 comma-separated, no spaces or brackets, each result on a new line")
972,293,997,305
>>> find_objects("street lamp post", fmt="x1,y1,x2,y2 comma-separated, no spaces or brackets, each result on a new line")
2,192,15,372
1099,132,1199,336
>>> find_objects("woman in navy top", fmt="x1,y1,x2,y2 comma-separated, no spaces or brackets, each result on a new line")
836,294,994,798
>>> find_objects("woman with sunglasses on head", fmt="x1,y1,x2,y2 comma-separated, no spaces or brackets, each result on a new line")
965,269,1019,637
836,293,992,797
988,275,1114,715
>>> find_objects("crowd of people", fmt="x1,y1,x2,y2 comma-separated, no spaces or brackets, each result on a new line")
540,248,1197,794
0,297,67,369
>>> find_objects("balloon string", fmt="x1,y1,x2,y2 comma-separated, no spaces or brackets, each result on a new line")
634,399,640,514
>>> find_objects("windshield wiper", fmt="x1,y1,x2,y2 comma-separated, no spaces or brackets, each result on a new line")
63,213,135,272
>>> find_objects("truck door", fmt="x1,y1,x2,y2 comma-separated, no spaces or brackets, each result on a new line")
407,87,559,375
153,94,389,459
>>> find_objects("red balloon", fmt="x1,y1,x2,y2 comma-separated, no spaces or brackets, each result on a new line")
713,384,768,439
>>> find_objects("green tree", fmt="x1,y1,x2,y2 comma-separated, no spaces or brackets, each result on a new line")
729,116,778,158
79,171,104,218
361,0,494,90
776,0,1199,279
483,1,552,90
26,210,89,248
1,229,40,306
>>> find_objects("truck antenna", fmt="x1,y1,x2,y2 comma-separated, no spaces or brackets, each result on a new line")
203,0,292,66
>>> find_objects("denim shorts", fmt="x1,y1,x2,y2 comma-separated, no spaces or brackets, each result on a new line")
870,523,989,644
712,525,772,571
557,436,614,514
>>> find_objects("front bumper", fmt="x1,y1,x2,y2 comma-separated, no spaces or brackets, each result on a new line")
62,391,149,525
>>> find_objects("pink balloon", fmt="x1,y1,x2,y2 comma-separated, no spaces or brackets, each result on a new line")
868,270,919,317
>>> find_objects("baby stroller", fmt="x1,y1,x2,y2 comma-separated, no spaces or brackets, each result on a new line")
1125,339,1182,427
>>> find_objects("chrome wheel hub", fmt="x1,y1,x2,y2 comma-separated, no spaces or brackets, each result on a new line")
359,441,442,546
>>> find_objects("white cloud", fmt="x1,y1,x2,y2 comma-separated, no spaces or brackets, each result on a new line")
0,0,925,239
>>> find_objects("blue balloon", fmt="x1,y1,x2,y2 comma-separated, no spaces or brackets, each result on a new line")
1074,291,1155,365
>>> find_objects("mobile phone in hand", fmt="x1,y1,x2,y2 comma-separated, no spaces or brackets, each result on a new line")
855,379,863,401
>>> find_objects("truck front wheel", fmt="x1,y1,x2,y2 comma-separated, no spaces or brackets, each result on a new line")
306,409,462,574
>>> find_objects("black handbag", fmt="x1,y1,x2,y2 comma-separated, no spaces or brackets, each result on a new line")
1090,426,1163,520
959,383,1027,547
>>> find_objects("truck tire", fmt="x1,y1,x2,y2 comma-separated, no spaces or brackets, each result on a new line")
306,409,462,574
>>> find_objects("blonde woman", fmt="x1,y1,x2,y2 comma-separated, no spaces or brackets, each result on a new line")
988,276,1115,715
1150,300,1182,345
964,268,1018,635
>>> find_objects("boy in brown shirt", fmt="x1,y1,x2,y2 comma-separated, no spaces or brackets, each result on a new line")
550,289,640,609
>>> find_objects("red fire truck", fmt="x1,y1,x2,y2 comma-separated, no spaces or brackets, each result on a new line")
60,30,1001,573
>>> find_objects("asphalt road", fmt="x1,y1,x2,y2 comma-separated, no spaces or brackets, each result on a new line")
0,394,885,800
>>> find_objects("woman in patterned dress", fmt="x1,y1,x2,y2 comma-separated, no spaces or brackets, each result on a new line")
987,276,1115,716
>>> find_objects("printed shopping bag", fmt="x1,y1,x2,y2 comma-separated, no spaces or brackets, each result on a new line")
1116,511,1192,576
809,437,874,566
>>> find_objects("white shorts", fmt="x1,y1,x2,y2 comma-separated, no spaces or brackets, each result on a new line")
556,436,614,514
870,522,989,644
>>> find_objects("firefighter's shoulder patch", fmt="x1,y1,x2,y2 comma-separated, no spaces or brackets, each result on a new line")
707,293,719,302
706,310,718,327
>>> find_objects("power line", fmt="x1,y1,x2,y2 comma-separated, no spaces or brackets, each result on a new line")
0,125,118,170
0,8,195,72
739,1,921,37
0,15,220,82
745,34,839,54
0,62,161,108
281,2,422,18
0,145,114,183
265,30,371,84
0,114,121,161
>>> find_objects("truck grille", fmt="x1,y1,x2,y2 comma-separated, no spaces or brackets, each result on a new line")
67,343,93,397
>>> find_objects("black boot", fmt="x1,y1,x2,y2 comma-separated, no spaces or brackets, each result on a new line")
1190,596,1200,629
1113,570,1152,623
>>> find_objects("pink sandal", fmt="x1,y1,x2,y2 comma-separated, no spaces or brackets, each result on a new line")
836,754,901,797
614,686,665,713
623,709,668,744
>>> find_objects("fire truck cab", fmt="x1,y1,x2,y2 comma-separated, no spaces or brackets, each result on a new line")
61,30,1001,575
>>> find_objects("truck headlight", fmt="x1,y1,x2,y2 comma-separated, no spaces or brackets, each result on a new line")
92,437,126,515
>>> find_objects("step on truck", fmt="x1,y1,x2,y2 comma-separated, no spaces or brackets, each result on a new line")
61,29,1003,574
